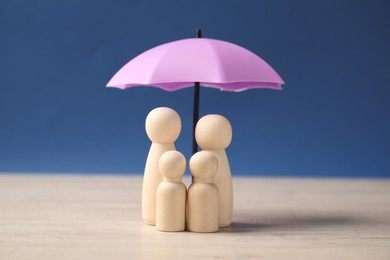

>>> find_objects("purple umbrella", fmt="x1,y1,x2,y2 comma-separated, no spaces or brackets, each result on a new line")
107,30,284,156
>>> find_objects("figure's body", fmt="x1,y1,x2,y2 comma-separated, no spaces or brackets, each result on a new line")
142,107,181,225
187,151,219,233
156,151,187,232
195,114,233,227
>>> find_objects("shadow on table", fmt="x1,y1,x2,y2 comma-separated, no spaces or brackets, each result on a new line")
219,214,370,234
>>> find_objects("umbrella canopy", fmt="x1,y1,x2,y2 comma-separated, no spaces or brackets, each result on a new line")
107,38,284,91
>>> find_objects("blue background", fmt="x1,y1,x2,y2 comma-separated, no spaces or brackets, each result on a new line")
0,0,389,177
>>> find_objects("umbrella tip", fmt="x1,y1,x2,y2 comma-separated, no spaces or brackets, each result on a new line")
195,29,202,38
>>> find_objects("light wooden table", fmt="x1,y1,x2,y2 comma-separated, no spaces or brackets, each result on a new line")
0,174,389,260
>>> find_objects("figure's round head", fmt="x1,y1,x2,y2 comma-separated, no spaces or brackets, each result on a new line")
145,107,181,143
159,151,186,179
189,151,218,180
195,114,232,150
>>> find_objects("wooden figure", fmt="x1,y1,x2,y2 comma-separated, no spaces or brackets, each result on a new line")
156,151,187,232
142,107,181,225
187,151,219,233
195,114,233,227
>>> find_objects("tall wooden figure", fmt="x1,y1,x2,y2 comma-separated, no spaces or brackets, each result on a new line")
187,151,219,233
156,151,187,232
142,107,181,225
195,114,233,227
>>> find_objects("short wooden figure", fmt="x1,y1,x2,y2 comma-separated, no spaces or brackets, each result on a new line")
142,107,181,225
187,151,219,233
195,114,233,227
156,151,187,232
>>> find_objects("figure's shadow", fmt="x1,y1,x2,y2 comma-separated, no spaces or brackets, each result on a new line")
219,213,370,233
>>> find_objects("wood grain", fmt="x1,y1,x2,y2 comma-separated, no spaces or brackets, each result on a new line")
0,174,389,260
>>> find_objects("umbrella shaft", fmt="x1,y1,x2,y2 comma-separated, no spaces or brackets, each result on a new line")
192,83,200,156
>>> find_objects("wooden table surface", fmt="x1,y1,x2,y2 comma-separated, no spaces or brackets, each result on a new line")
0,174,389,260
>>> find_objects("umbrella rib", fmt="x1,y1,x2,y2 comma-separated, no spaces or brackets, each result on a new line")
143,45,173,86
203,40,227,89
